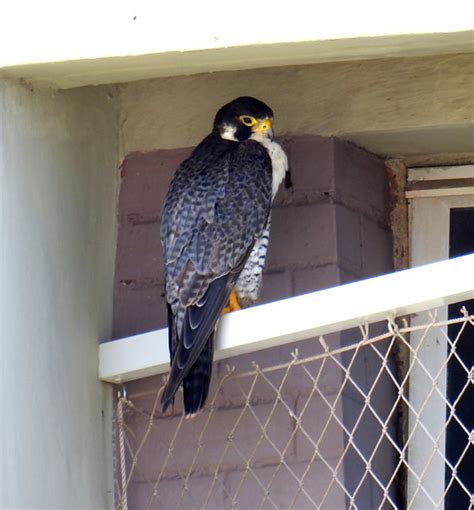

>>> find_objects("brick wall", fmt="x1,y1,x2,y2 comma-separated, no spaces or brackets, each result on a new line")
112,135,395,508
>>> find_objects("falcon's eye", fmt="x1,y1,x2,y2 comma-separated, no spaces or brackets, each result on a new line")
239,115,257,127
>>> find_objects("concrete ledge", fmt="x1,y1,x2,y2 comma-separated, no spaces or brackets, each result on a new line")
1,31,473,88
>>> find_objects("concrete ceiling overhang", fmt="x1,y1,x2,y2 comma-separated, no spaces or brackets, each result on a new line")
1,31,473,89
1,0,472,166
342,123,474,166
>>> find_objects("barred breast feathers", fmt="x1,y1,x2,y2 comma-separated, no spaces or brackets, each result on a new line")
235,136,287,307
235,220,271,307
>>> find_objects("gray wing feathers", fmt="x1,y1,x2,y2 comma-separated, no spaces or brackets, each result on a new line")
161,140,272,308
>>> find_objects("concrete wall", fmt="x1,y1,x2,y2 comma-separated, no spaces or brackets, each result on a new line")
0,79,118,508
112,135,395,507
118,54,474,166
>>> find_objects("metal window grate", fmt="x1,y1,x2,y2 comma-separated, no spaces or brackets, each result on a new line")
114,310,473,509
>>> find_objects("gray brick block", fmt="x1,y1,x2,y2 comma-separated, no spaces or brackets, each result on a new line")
295,393,345,464
266,203,337,271
114,221,163,282
287,136,335,192
257,270,293,305
127,473,227,509
360,216,393,278
119,148,191,216
292,264,340,295
274,135,336,207
336,205,362,275
334,138,389,225
340,395,399,509
226,459,346,509
112,284,167,339
217,334,343,410
129,400,296,479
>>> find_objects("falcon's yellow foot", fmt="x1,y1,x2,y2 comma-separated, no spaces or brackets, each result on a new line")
223,290,241,314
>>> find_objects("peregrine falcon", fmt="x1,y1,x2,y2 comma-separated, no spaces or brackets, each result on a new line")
160,96,288,416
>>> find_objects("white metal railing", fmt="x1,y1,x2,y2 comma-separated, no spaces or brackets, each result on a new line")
100,255,474,384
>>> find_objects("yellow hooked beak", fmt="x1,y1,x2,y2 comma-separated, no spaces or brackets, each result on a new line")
252,118,274,139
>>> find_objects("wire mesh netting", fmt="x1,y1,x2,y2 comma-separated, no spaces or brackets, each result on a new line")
114,310,473,509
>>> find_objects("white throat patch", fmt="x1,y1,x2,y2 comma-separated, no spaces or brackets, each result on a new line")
250,133,288,198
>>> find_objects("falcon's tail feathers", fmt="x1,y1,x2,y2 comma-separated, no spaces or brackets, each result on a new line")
161,257,250,416
161,306,178,413
183,334,214,417
161,333,214,417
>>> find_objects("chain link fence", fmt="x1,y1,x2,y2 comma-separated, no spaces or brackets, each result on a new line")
114,309,473,509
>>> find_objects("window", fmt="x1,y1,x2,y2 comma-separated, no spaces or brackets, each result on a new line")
408,166,474,508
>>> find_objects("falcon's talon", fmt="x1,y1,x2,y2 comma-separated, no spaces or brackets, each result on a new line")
223,290,241,314
229,290,241,311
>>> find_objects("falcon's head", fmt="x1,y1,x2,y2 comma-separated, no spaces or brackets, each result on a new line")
214,96,274,142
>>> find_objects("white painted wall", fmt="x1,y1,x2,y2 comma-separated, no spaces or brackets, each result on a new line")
0,2,472,88
0,0,472,67
0,80,118,508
